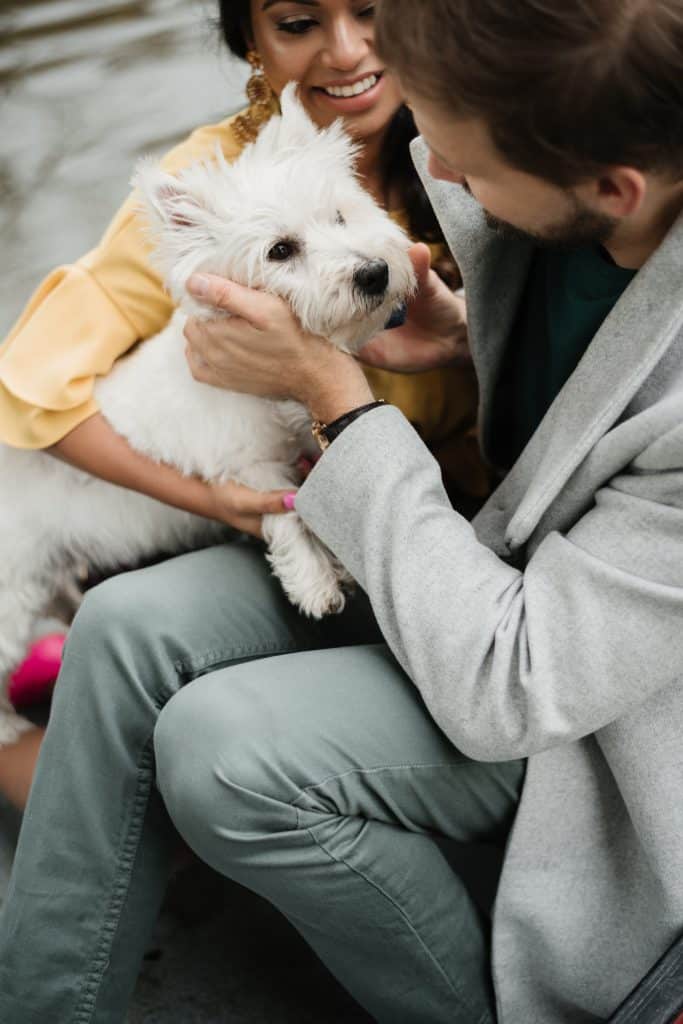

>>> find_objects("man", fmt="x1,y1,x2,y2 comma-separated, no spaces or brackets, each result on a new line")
172,1,683,1021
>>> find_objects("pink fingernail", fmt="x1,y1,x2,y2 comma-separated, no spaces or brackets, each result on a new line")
188,273,209,297
283,492,297,511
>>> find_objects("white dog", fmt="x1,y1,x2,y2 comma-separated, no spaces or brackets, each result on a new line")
0,84,415,744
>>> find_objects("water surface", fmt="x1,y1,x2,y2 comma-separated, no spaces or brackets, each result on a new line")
1,0,247,335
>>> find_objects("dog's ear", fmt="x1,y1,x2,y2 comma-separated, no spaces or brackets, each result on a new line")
131,157,230,293
258,82,359,173
131,158,220,238
267,81,320,150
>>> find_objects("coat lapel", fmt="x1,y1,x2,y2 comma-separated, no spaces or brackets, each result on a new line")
501,216,683,549
411,138,533,458
412,139,683,552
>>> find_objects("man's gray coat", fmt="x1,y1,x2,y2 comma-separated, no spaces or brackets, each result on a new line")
297,140,683,1022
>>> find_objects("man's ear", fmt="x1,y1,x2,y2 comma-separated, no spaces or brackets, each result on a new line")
577,167,647,219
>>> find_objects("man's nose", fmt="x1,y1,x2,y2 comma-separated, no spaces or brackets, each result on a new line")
322,17,370,71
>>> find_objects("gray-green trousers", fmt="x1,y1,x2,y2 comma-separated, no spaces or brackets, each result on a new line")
0,542,524,1024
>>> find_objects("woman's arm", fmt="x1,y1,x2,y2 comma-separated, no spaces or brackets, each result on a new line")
48,413,293,538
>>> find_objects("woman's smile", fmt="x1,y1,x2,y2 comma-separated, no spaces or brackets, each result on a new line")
252,0,403,138
311,69,386,112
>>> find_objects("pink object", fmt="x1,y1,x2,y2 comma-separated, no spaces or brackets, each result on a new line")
296,453,321,479
8,633,66,707
282,492,297,511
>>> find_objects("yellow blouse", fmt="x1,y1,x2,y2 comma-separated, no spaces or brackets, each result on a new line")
0,108,489,503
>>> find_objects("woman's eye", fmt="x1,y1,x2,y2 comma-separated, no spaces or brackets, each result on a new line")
358,4,375,18
277,17,317,35
268,239,299,262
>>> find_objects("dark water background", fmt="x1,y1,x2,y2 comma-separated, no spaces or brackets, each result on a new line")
0,0,248,335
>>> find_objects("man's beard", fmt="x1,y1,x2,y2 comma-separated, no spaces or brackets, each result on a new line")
476,191,617,249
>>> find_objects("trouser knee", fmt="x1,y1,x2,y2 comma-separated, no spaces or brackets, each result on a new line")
154,671,299,870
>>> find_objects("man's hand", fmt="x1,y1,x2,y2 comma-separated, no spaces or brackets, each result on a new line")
358,243,470,373
184,274,373,423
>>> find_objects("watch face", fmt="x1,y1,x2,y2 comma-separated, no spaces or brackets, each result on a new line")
311,422,330,451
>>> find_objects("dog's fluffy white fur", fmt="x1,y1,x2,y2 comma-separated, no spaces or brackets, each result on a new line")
0,84,415,744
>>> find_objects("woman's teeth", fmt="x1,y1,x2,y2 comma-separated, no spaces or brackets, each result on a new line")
323,74,379,98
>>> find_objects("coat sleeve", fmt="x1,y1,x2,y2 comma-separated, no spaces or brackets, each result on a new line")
0,120,245,449
296,405,683,761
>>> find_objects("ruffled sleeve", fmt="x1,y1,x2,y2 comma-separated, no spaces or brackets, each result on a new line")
0,115,247,449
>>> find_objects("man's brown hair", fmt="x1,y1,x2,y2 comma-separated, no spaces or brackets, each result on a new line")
376,0,683,185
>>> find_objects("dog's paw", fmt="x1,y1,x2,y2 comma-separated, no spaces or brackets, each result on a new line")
291,574,347,619
274,551,348,619
265,522,348,619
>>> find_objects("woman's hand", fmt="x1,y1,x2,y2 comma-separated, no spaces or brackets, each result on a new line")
184,275,374,423
49,411,293,537
358,243,471,373
206,478,296,539
47,407,294,540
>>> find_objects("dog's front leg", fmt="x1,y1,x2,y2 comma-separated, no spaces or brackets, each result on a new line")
263,512,348,619
238,462,349,619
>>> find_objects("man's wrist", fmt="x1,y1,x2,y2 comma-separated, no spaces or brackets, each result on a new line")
309,383,375,425
299,348,374,424
312,400,386,451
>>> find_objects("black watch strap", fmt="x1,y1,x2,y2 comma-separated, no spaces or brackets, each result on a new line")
311,400,386,451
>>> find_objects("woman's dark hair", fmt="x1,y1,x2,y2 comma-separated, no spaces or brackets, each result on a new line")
216,1,458,284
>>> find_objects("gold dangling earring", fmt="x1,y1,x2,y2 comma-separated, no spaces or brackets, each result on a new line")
233,51,276,145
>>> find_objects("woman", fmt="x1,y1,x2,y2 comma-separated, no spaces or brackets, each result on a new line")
0,0,487,811
0,4,508,1022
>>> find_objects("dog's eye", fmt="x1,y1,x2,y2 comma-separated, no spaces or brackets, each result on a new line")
268,239,299,262
336,210,346,226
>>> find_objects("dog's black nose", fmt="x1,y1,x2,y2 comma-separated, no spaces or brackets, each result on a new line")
353,259,389,297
